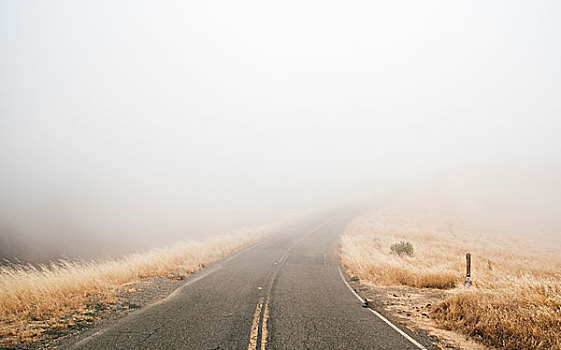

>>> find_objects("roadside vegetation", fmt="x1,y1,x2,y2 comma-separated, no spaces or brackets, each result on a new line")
340,197,561,350
0,225,276,346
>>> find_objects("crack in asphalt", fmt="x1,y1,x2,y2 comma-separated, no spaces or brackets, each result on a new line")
57,212,438,350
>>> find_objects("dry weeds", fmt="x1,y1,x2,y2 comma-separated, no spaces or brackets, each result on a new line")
341,197,561,350
0,225,275,346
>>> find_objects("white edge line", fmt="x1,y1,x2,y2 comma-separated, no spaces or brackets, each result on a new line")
337,266,428,350
337,266,364,303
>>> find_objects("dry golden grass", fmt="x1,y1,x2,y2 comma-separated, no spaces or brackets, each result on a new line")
433,288,561,349
341,195,561,350
0,225,275,345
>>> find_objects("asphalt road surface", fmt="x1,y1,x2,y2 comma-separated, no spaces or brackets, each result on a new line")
60,212,438,350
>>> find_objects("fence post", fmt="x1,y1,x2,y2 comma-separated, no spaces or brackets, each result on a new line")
465,253,471,287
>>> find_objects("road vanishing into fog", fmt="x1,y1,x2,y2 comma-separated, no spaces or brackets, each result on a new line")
60,212,438,350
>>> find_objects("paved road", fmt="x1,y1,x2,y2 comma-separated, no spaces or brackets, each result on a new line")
60,212,438,350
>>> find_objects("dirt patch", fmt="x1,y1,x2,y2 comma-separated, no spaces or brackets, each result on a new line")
347,278,489,350
9,272,189,350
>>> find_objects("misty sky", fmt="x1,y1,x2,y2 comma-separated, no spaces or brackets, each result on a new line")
1,1,560,258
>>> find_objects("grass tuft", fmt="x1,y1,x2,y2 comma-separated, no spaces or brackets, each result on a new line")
432,288,561,349
390,241,414,257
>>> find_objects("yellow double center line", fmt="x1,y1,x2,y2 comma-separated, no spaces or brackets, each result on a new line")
248,250,290,350
247,217,335,350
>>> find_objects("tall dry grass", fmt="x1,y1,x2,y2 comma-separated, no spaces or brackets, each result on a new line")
341,197,561,350
0,225,275,345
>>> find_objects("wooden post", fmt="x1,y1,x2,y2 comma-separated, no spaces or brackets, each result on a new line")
465,253,471,287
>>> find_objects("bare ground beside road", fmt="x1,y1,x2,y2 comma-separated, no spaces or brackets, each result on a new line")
0,221,283,348
21,274,192,350
341,197,561,350
344,277,487,350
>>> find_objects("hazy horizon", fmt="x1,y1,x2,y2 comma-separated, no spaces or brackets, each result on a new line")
1,1,560,262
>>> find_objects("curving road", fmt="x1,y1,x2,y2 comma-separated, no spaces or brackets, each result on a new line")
60,212,438,350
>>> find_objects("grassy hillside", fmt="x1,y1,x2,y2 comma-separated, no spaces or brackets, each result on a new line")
0,225,276,346
341,195,561,349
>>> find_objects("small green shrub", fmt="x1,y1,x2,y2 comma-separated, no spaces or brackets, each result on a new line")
390,241,414,257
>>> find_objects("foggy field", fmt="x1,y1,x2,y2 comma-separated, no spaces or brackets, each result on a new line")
0,224,276,346
341,187,561,350
2,1,561,349
0,222,264,265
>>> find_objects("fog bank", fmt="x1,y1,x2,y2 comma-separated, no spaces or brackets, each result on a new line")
1,1,560,261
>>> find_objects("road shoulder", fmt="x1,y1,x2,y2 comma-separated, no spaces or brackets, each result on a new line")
342,272,488,350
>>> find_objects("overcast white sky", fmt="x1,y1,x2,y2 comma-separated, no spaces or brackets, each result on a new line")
1,1,560,256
